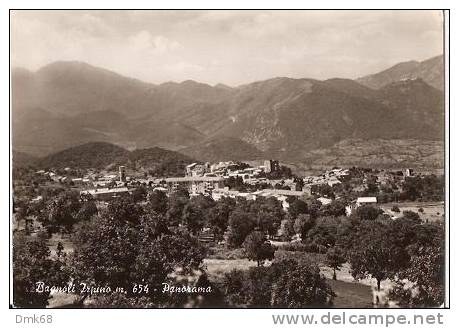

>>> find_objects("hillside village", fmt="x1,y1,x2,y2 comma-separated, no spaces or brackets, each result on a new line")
25,153,443,221
12,143,445,308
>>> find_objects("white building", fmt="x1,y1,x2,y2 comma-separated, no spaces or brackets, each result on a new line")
317,197,333,205
345,197,378,216
80,187,130,201
164,176,224,195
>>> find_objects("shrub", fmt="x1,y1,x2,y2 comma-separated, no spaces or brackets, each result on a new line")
391,206,400,213
277,242,328,254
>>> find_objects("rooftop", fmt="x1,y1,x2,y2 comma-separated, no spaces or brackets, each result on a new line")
254,189,305,197
163,176,224,183
81,187,129,195
357,197,377,203
186,163,198,169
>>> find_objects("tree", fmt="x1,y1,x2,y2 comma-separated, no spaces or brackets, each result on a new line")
307,216,341,248
391,205,400,213
141,207,170,238
56,242,64,258
326,247,346,280
306,198,322,219
44,190,82,233
75,197,98,222
355,205,383,221
13,233,68,308
287,198,308,218
147,190,168,215
348,220,408,291
293,214,314,240
227,206,256,248
389,244,444,307
401,175,444,202
222,269,247,307
278,218,295,240
70,199,206,306
224,176,248,192
222,266,275,308
365,182,379,194
206,198,235,241
243,231,275,266
166,190,189,227
320,199,347,217
389,223,444,307
15,203,29,227
312,184,335,198
182,202,204,235
294,178,305,191
222,260,335,308
270,260,335,308
182,195,214,235
131,185,148,203
243,266,274,307
253,197,284,237
403,210,420,221
387,215,422,251
24,218,34,235
105,195,144,225
260,165,293,180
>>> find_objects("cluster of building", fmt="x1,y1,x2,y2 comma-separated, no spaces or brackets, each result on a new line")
79,166,133,200
36,163,428,231
211,187,307,211
38,159,402,217
162,176,225,195
75,159,297,203
185,160,279,180
303,168,349,187
160,160,284,198
35,166,131,188
35,169,71,183
28,156,438,237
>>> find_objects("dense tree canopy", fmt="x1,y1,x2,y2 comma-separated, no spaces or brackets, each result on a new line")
287,198,308,218
206,197,235,241
40,190,83,233
147,190,168,215
401,175,444,201
70,198,207,306
293,214,315,240
355,205,383,221
222,259,334,308
271,260,335,308
389,223,444,307
13,233,68,308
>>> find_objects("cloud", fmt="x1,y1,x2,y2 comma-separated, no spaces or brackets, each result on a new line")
10,10,444,85
128,31,183,54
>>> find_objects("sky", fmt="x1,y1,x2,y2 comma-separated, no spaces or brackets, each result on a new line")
10,10,444,86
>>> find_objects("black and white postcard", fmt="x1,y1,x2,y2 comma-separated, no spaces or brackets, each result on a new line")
5,6,452,328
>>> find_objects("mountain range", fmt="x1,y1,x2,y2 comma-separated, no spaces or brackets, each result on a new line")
12,55,445,169
356,55,444,91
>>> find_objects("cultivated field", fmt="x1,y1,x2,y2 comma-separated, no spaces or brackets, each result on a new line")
204,250,376,308
380,201,445,222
